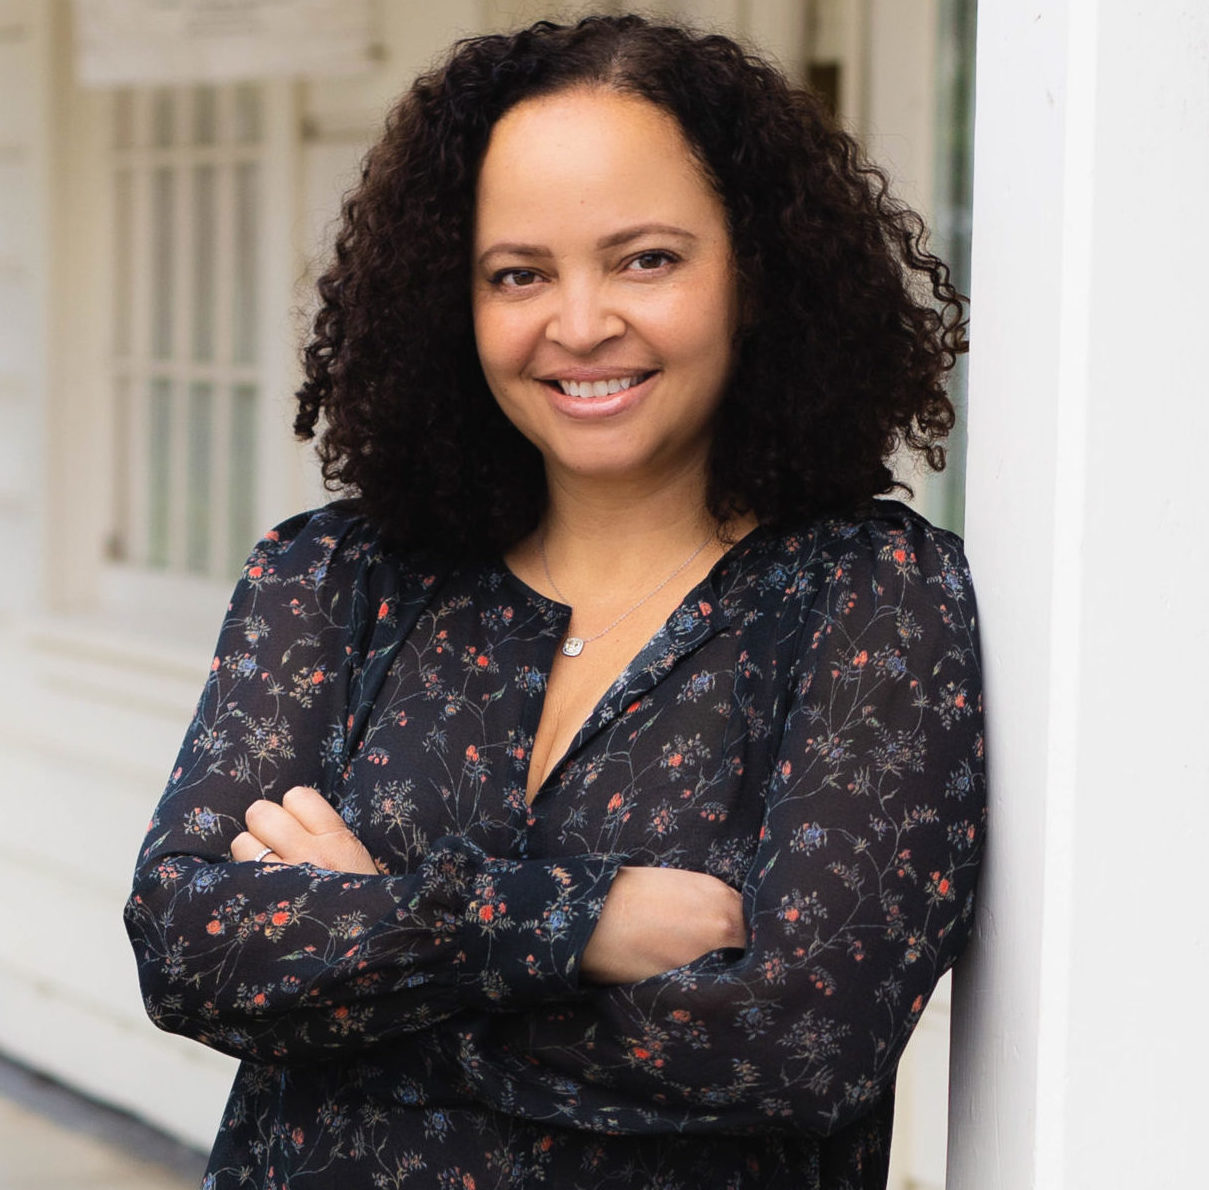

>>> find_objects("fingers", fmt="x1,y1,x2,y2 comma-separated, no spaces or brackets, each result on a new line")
239,788,379,875
244,797,315,861
281,786,347,833
230,830,281,863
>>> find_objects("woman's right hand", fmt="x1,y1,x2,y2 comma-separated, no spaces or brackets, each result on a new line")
580,866,746,984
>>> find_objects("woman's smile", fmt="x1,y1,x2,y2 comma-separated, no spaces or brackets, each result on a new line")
538,369,659,419
543,370,656,399
472,88,739,484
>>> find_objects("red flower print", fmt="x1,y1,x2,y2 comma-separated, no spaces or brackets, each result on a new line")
377,600,390,620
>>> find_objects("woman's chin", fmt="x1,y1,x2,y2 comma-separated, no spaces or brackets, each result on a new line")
540,445,710,492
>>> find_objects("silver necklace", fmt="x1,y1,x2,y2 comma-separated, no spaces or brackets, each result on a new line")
540,533,712,657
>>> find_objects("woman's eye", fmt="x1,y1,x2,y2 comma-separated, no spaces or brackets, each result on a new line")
494,269,539,289
628,251,675,272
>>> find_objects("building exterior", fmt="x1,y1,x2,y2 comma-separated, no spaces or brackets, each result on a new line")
11,3,1205,1188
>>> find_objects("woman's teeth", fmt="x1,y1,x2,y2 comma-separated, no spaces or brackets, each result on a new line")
557,374,646,398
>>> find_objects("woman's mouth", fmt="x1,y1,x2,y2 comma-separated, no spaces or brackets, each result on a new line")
538,370,658,420
545,372,656,399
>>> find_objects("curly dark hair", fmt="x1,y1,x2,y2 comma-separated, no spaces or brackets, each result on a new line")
295,13,966,557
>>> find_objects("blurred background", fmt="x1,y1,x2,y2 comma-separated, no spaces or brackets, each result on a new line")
0,2,975,1186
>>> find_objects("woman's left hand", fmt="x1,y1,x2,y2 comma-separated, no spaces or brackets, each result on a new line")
231,786,380,875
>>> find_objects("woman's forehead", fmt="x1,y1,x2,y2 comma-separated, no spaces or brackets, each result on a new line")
474,89,725,249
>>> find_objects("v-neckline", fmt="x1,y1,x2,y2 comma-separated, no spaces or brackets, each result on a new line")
497,524,765,809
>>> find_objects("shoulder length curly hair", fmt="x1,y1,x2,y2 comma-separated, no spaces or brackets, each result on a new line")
295,13,966,557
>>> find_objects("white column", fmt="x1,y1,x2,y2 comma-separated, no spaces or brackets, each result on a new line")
950,2,1209,1187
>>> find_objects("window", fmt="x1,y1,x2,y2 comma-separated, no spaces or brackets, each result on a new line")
110,82,266,579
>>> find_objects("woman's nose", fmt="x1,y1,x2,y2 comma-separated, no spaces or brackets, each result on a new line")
545,280,625,353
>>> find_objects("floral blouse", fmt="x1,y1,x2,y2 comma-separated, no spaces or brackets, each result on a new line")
125,500,985,1190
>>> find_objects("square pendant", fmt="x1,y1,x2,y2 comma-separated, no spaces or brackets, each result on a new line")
562,636,585,657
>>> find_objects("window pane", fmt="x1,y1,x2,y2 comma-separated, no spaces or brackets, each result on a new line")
232,162,259,364
147,377,173,567
228,383,257,574
151,167,175,358
186,382,213,573
192,85,217,145
114,168,133,356
152,88,175,148
233,83,262,144
192,164,216,361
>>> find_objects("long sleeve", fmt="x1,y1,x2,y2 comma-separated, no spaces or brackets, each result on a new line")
124,508,620,1064
446,515,985,1137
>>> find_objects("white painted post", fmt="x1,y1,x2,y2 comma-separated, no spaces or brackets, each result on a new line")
950,2,1209,1187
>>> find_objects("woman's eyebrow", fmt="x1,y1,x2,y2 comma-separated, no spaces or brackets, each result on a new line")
477,224,699,265
596,223,698,250
478,242,551,264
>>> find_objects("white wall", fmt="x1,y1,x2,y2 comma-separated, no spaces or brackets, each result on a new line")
951,1,1209,1186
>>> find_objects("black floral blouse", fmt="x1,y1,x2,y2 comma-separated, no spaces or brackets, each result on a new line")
125,500,985,1190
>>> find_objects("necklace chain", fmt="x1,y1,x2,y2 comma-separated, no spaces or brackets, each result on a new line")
540,532,712,657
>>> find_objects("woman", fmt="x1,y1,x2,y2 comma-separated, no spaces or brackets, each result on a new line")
126,15,984,1189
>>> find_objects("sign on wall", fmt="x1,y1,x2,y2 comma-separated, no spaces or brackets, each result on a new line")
74,0,374,86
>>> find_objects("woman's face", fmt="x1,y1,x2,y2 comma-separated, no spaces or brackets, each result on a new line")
471,88,739,493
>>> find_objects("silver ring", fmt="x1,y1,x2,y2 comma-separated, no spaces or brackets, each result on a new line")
252,846,273,862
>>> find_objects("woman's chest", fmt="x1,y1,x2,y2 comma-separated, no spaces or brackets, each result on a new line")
335,575,789,885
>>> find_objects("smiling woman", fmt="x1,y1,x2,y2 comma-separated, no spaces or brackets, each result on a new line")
124,14,984,1190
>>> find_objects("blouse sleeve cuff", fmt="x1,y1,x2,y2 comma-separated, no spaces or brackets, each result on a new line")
402,839,624,1012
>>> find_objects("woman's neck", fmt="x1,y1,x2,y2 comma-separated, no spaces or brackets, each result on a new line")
514,463,756,611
